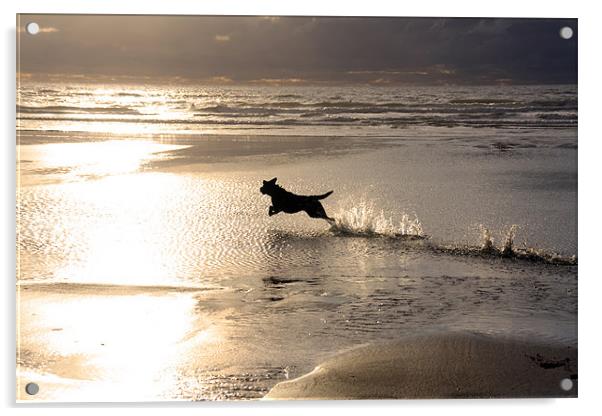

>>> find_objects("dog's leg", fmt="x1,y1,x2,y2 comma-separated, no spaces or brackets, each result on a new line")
321,214,335,224
268,206,280,216
306,204,334,223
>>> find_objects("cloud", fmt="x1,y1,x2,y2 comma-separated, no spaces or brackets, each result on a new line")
259,17,281,22
430,64,456,75
346,70,429,76
249,78,308,85
209,76,233,84
347,70,403,75
16,15,577,85
214,34,230,42
369,78,393,85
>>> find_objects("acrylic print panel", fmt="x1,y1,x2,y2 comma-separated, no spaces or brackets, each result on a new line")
16,14,578,401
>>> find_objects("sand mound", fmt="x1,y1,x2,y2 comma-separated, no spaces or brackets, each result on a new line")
264,332,577,400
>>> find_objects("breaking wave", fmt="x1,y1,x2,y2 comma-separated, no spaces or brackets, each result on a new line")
17,104,140,115
17,84,577,133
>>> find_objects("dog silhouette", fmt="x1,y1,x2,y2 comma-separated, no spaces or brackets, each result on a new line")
260,178,334,223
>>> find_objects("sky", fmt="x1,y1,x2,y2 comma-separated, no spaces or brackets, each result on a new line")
17,15,577,85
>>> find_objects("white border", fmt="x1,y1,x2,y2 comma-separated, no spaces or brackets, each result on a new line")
2,1,600,415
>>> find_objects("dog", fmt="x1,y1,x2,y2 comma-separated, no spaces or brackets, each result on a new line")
260,178,334,223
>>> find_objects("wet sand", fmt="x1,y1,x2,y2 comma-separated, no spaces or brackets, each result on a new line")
17,131,577,401
265,332,577,400
17,283,209,401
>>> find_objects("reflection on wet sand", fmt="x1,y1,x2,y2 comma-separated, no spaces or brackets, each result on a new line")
18,284,207,401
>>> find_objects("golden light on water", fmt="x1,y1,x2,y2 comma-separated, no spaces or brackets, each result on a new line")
18,289,212,401
20,140,188,181
17,138,205,287
17,138,223,400
35,172,203,287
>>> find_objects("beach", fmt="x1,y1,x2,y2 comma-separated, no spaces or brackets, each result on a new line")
17,84,577,401
265,332,577,399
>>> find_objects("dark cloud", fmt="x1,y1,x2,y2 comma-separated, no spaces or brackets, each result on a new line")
17,15,577,84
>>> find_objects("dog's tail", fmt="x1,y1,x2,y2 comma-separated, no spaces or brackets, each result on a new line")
313,190,333,200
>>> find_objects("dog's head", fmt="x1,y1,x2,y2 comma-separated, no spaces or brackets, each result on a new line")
260,177,278,195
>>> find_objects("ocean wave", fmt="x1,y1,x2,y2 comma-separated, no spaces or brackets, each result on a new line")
16,114,578,130
193,102,577,118
17,84,577,132
18,101,576,125
449,98,518,104
273,94,303,99
529,99,577,107
17,104,140,115
536,113,578,120
115,92,144,97
449,98,577,108
195,105,295,115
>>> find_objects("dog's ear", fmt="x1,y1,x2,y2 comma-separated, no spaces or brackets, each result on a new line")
268,177,277,184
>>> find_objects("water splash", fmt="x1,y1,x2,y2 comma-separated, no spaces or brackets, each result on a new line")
478,224,518,256
470,224,576,265
501,224,519,257
329,200,424,238
479,224,494,253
